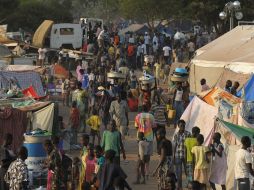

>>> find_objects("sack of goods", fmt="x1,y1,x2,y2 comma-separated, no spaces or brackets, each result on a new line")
170,67,189,82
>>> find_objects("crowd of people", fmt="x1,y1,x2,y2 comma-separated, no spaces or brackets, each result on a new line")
1,24,254,190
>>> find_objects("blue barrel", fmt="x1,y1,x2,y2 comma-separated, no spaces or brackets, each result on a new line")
23,135,51,172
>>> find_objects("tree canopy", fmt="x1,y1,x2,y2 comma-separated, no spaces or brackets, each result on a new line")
3,0,73,31
1,0,254,34
119,0,179,30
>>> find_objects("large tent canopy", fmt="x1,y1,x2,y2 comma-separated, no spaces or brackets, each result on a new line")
190,25,254,93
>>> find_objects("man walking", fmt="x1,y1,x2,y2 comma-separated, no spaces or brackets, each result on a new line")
101,120,126,165
109,92,129,142
173,119,191,189
150,97,168,152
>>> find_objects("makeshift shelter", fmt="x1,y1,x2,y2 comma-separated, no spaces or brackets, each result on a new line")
215,119,254,190
0,98,55,151
0,107,28,151
190,25,254,93
202,86,254,128
0,71,45,97
179,96,254,190
119,24,149,35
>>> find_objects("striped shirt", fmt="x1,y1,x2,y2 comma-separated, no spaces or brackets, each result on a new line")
150,103,167,126
135,112,156,142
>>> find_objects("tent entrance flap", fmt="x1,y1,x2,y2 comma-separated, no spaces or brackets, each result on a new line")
32,20,54,48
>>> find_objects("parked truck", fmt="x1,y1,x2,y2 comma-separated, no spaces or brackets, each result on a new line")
32,18,104,49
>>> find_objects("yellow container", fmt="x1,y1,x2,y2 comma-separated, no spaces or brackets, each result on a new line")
168,109,176,120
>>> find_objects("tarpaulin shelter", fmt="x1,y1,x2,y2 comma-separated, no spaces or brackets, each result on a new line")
179,96,254,189
180,96,218,145
0,71,45,97
202,86,254,128
119,24,149,35
203,87,241,107
215,119,254,190
0,98,55,151
219,119,254,144
190,25,254,93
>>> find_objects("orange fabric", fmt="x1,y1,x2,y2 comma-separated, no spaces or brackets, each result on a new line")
203,88,218,106
54,64,69,79
114,35,120,45
203,87,241,106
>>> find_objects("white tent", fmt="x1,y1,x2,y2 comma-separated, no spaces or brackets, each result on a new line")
190,25,254,93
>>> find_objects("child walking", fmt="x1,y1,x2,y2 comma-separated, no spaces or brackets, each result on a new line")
134,132,149,184
86,109,101,145
191,134,210,190
83,143,97,184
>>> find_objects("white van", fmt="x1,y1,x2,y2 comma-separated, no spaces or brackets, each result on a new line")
50,23,83,49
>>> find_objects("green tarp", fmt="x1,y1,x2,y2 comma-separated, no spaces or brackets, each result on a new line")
221,120,254,144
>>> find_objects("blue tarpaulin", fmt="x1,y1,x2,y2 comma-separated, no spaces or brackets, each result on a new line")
237,74,254,101
0,71,45,97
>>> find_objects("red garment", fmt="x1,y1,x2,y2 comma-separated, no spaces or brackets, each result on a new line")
143,91,151,110
85,156,96,182
70,108,80,128
47,170,53,190
83,43,88,52
0,107,27,152
114,35,120,45
128,98,138,112
127,45,135,57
